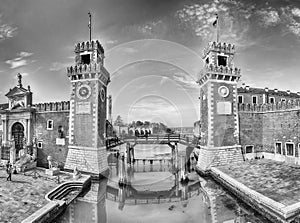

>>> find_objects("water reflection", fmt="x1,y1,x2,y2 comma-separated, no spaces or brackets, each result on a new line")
57,145,269,223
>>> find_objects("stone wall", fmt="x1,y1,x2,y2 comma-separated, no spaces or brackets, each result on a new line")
239,104,300,157
197,146,244,171
34,111,69,168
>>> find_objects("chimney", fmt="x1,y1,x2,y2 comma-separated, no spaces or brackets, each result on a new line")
245,86,250,91
264,87,269,92
274,88,278,93
297,92,300,96
287,90,290,95
241,83,246,89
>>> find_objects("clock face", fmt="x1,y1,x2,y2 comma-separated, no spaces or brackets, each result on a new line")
218,86,230,98
77,84,91,100
100,87,105,102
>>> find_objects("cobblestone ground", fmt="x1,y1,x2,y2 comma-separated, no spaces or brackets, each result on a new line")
0,168,73,223
219,159,300,206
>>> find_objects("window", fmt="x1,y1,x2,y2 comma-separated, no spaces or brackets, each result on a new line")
281,98,286,102
245,145,253,153
252,96,258,104
47,120,53,130
217,55,227,66
275,142,282,154
1,146,10,160
206,57,209,64
238,95,244,104
37,141,43,149
269,97,275,104
286,143,294,156
58,125,64,138
81,54,90,64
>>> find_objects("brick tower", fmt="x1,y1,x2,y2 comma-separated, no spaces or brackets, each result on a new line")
64,40,110,175
197,41,243,172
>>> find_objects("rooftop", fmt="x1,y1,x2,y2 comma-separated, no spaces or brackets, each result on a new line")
218,159,300,206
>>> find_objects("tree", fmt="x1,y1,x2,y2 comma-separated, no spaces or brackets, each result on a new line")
114,115,124,126
136,120,143,126
144,121,150,127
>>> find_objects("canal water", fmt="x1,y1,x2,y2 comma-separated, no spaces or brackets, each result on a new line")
56,144,270,223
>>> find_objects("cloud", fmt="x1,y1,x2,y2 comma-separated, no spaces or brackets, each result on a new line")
175,0,256,46
18,52,34,57
49,62,65,71
291,8,300,17
257,9,280,27
0,23,17,41
5,51,34,69
173,72,197,89
6,59,27,69
159,76,169,85
0,14,17,41
281,7,300,37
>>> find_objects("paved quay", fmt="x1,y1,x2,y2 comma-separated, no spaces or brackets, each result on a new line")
0,168,73,223
218,159,300,206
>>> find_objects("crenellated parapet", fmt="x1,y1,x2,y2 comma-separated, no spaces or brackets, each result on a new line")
67,64,110,84
202,41,235,59
238,100,300,113
67,63,102,76
74,40,104,54
205,64,240,75
197,64,241,85
34,101,70,112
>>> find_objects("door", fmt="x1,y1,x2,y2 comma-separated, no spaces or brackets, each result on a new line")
11,122,24,159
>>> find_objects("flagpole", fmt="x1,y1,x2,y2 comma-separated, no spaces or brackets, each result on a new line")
216,14,219,43
88,12,92,42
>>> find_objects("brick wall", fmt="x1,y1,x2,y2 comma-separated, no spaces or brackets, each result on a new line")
34,111,69,168
239,108,300,156
212,82,237,147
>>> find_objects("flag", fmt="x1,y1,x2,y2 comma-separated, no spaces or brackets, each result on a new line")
213,14,218,27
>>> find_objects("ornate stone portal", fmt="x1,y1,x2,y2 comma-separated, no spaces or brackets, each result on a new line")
64,40,110,176
0,73,35,163
197,42,244,172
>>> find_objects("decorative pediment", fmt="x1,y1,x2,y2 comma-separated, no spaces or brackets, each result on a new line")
4,73,33,110
5,86,29,98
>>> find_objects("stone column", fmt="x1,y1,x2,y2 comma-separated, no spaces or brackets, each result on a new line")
10,141,16,163
27,119,31,145
2,120,6,143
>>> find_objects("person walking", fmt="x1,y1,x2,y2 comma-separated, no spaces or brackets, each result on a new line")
6,161,10,172
6,164,12,181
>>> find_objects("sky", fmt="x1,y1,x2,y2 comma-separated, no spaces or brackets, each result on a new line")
1,0,300,127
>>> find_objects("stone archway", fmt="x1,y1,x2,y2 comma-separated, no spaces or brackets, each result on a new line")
11,122,24,159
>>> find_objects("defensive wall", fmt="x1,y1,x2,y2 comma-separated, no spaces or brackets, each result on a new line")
33,101,70,168
238,101,300,162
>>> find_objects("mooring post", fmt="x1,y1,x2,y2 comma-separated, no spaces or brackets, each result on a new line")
118,153,126,186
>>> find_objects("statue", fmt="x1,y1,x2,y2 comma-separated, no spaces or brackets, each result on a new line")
73,166,81,179
47,155,53,169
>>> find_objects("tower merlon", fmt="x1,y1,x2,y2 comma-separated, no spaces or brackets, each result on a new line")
74,40,104,54
202,41,235,59
66,63,110,84
197,64,241,86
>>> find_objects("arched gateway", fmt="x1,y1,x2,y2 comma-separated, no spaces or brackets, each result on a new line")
11,122,25,157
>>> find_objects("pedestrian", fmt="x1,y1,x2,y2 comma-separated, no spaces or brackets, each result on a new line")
6,164,12,181
6,161,10,172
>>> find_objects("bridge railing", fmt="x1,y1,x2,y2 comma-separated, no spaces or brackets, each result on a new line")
123,134,180,143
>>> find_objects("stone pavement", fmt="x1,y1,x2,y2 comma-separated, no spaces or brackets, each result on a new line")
0,168,73,223
218,159,300,206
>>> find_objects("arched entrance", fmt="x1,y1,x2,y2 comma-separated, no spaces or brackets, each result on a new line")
11,122,24,158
